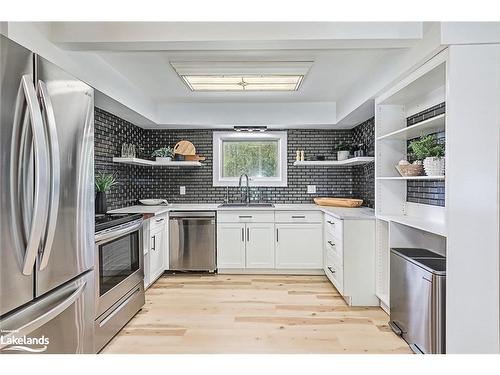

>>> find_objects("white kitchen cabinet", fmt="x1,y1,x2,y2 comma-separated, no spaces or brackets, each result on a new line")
323,213,378,306
149,224,166,282
217,223,246,268
245,223,275,268
275,223,323,269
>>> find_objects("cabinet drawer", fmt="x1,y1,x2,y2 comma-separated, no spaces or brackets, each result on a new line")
275,210,322,223
150,213,168,231
217,210,274,223
325,232,343,260
325,250,343,294
324,214,343,239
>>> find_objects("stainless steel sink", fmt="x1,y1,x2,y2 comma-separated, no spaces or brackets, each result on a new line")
218,202,274,208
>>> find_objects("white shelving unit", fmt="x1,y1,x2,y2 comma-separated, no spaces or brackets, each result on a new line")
112,157,204,167
376,175,445,181
377,113,445,141
293,157,374,167
374,50,449,313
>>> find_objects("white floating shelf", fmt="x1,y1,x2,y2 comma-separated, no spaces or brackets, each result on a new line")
377,114,445,141
377,175,445,181
112,157,204,167
377,214,447,237
293,157,374,167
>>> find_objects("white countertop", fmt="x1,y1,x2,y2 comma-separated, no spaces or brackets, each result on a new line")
108,203,374,220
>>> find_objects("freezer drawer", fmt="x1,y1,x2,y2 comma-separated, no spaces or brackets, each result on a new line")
0,271,94,354
390,249,446,354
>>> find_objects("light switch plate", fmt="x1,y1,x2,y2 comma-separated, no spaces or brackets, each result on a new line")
307,185,316,194
180,186,186,195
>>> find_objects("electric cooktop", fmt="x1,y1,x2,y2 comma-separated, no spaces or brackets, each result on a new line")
95,213,143,232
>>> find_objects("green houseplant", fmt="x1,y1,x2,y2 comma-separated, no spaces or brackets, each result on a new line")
408,134,445,176
334,142,351,161
95,172,118,214
152,146,174,162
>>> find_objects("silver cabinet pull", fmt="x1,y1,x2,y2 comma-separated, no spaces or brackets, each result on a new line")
37,80,61,271
327,220,335,225
276,228,279,242
291,215,306,219
155,218,165,223
327,266,336,274
239,215,253,219
328,240,335,247
247,227,250,242
151,235,156,251
241,227,245,242
10,75,49,275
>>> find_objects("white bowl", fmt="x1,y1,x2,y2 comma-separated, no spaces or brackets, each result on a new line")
139,199,169,206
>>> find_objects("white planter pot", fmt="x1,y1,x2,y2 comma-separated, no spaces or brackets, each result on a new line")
423,157,445,176
337,151,350,161
155,157,172,163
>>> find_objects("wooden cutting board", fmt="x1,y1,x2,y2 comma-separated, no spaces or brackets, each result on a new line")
314,197,363,208
184,154,206,161
173,140,196,156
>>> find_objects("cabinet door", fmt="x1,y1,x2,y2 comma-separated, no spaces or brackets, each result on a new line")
245,223,275,268
275,224,323,269
217,223,246,268
150,226,165,282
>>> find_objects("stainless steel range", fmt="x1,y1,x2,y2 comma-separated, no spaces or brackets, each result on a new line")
94,213,145,352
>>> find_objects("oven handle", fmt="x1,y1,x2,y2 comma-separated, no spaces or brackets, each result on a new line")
95,219,143,244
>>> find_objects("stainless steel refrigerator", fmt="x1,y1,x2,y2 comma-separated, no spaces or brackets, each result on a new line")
0,35,95,354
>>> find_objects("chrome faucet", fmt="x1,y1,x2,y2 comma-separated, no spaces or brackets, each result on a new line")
238,173,250,204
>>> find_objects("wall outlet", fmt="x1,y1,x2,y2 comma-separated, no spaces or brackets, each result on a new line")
180,186,186,195
307,185,317,194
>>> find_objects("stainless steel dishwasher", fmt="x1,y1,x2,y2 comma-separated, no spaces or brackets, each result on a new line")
169,211,216,271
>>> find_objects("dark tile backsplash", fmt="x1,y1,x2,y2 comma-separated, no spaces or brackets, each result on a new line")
406,102,446,207
94,107,376,209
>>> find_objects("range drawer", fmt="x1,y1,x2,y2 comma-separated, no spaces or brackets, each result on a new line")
150,213,168,231
325,250,343,294
217,210,275,223
325,231,343,260
324,214,343,239
275,210,322,223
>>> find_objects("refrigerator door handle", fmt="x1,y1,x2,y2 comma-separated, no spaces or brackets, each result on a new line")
37,80,61,270
10,75,50,275
0,281,86,350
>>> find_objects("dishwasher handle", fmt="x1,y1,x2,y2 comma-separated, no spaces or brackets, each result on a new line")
169,211,216,218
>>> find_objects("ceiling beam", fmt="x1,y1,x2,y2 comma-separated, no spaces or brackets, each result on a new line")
49,22,423,51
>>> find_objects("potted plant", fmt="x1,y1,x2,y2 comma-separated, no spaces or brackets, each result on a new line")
152,146,174,162
408,134,445,176
95,172,118,214
334,143,351,161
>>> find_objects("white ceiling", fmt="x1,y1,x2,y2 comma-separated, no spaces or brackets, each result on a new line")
39,22,430,128
96,49,396,104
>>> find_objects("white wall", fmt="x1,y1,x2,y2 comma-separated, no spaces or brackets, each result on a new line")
446,44,500,353
1,22,158,124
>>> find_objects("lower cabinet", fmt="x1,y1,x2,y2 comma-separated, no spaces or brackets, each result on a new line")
143,214,168,289
275,223,323,269
217,223,246,268
245,223,275,268
217,222,275,269
149,224,166,282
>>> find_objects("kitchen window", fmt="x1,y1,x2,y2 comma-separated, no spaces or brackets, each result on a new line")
213,131,287,187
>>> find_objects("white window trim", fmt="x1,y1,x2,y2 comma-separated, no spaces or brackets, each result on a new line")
213,131,288,187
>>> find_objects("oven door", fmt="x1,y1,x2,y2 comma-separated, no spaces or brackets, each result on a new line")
95,219,143,318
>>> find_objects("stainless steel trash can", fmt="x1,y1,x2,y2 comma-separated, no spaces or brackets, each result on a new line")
389,248,446,354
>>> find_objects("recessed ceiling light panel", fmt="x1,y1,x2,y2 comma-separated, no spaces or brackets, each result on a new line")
171,61,311,92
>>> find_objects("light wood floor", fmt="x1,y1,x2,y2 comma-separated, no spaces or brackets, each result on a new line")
102,274,411,354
